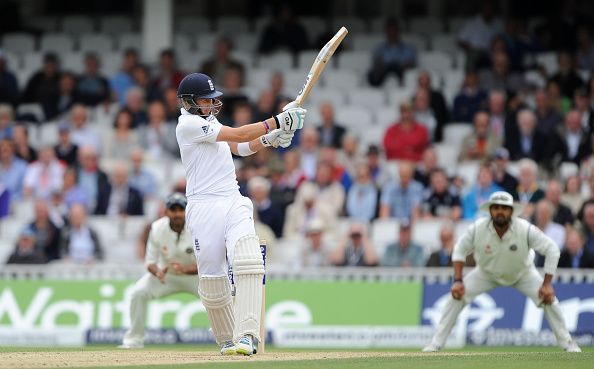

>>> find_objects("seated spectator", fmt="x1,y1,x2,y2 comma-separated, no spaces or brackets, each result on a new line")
381,219,424,267
413,88,440,142
458,111,501,162
346,162,377,222
0,103,14,140
316,101,346,149
383,102,429,161
366,145,392,188
487,90,510,143
0,138,27,201
220,67,249,123
76,146,110,215
53,123,78,166
27,199,62,261
462,164,503,219
577,26,594,71
258,4,308,56
138,101,178,160
68,104,102,154
54,72,79,118
23,147,65,200
420,168,461,221
128,149,157,199
6,228,46,264
269,71,291,107
505,109,550,165
578,200,594,255
201,37,245,85
132,64,161,102
12,124,37,163
103,108,140,160
59,204,102,263
512,159,544,219
62,166,89,210
309,160,346,216
453,72,487,123
248,176,284,238
153,48,184,93
478,50,529,94
413,147,438,188
340,134,362,178
491,147,518,194
426,223,458,267
558,230,594,268
330,222,378,267
163,87,180,122
76,52,110,106
553,110,591,165
417,71,449,139
0,50,18,106
0,180,8,218
297,127,320,180
299,218,332,268
573,88,593,133
283,182,337,240
277,149,307,192
380,161,423,221
534,199,566,249
544,179,575,226
456,1,503,70
110,48,139,105
21,52,61,120
318,146,351,192
368,18,416,86
124,87,149,128
103,162,144,217
547,79,571,115
253,90,277,122
549,51,584,99
534,88,563,137
561,175,583,215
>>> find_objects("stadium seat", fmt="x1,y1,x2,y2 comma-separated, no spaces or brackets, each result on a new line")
234,33,259,53
16,103,45,123
301,16,327,42
535,52,558,75
306,88,348,110
282,69,310,93
175,33,194,52
40,33,75,54
524,70,546,88
100,52,122,77
117,33,141,51
256,51,293,69
22,16,59,33
403,69,442,89
230,51,254,70
196,33,220,54
401,33,428,51
454,219,473,239
62,52,85,74
0,217,27,247
176,16,212,34
79,34,114,53
433,143,460,175
246,68,273,91
334,106,374,132
559,162,579,181
374,106,399,128
418,51,454,73
359,127,384,148
99,15,134,34
253,17,269,33
408,17,444,34
22,52,42,72
177,51,205,73
456,161,481,192
1,51,20,70
2,33,36,55
387,88,414,106
216,16,249,34
347,88,387,106
337,50,372,73
37,122,59,146
297,50,322,69
430,34,458,53
370,18,386,33
443,123,473,146
443,69,465,90
62,15,95,33
370,218,399,256
322,70,361,89
352,34,383,52
412,218,445,254
447,17,466,34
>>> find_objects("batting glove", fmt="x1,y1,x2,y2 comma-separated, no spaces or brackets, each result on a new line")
274,107,306,132
260,129,293,148
282,101,300,111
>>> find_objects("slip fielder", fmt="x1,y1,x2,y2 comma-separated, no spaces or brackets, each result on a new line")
423,191,581,353
175,72,306,355
121,193,198,349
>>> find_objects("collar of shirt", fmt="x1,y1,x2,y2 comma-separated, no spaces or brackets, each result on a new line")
486,218,517,239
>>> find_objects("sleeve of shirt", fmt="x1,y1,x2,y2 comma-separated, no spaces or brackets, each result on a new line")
452,223,475,262
144,224,160,267
527,224,560,276
380,183,394,206
178,116,221,144
22,165,36,189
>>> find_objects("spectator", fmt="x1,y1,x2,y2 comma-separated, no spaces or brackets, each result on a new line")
512,158,545,219
420,168,462,221
573,88,593,133
68,104,101,154
21,53,61,120
318,146,351,192
128,149,157,199
458,111,501,162
219,67,249,123
23,146,65,200
0,103,14,140
462,164,502,219
76,146,110,215
76,53,110,106
426,223,457,267
561,175,583,215
59,204,103,263
380,161,424,220
131,64,161,103
558,230,594,268
310,160,346,216
153,49,184,93
283,182,337,240
0,50,18,106
0,139,27,201
316,101,346,149
366,145,392,188
253,90,277,122
56,73,80,117
413,88,440,142
553,109,591,165
330,222,378,267
248,176,284,238
487,90,510,143
299,218,332,268
381,220,424,267
414,147,439,188
578,200,594,254
124,87,148,128
163,87,180,122
505,109,550,164
201,37,245,85
534,89,563,137
26,199,61,261
453,71,487,123
383,102,429,161
269,72,291,108
258,4,308,56
102,162,144,217
62,166,89,210
110,48,139,105
491,147,518,194
577,26,594,71
534,199,566,249
368,18,416,86
456,1,503,70
339,134,362,178
478,50,528,94
12,124,36,163
53,122,78,166
138,101,178,160
547,79,572,116
298,127,320,180
500,18,535,72
0,179,9,218
6,228,46,264
104,108,140,160
346,162,377,222
549,51,584,99
278,149,307,192
417,71,449,139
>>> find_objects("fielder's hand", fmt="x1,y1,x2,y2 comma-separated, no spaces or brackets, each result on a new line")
156,267,168,284
282,101,300,111
538,283,555,305
261,129,294,148
275,107,306,132
451,281,465,300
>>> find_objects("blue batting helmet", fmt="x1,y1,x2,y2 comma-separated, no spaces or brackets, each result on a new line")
177,73,223,116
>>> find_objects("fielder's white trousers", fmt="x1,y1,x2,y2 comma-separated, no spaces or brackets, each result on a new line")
429,267,573,349
123,273,199,346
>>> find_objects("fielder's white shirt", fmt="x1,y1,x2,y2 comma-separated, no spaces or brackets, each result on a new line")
452,217,560,285
145,216,195,273
176,109,239,200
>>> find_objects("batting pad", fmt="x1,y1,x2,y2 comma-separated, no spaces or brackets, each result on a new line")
198,276,235,344
233,234,265,341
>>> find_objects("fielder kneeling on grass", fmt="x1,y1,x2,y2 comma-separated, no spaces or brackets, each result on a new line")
120,193,197,349
423,191,581,353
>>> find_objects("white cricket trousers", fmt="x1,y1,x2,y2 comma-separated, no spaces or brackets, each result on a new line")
429,267,573,349
123,273,199,346
185,192,256,278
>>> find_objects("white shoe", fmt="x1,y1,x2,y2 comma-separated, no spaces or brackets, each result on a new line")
422,343,441,352
565,341,581,353
235,335,255,356
220,340,237,356
118,343,144,349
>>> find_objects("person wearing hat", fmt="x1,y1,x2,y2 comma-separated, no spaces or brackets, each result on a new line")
6,227,46,264
120,193,199,349
423,191,581,353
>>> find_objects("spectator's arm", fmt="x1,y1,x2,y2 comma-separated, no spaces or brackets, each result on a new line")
362,236,379,266
329,236,348,266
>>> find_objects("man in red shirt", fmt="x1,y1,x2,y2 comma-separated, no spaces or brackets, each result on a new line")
383,102,429,161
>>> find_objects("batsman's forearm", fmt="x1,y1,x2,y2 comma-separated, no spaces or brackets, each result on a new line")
249,137,265,152
543,273,553,285
453,261,464,281
147,263,159,276
182,263,198,275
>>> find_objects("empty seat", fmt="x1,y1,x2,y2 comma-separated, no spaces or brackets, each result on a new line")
79,34,114,53
1,51,20,70
117,33,141,51
230,51,253,70
234,33,259,53
99,16,134,34
282,69,310,93
3,33,36,55
347,88,387,106
387,89,414,106
375,106,399,127
412,219,445,254
307,88,348,110
297,50,322,69
322,70,360,89
456,161,480,192
443,123,473,146
40,33,75,54
37,122,59,146
408,17,444,34
101,52,122,77
535,52,558,75
301,16,327,41
431,34,458,53
216,16,249,34
359,127,384,147
176,16,212,34
352,34,383,51
62,15,95,33
22,16,59,32
62,52,85,74
338,50,372,72
370,218,399,256
443,69,465,90
175,33,194,52
195,33,218,53
447,17,466,34
334,106,374,131
177,51,205,73
246,68,273,90
401,33,428,51
418,51,454,73
257,51,293,69
433,143,460,175
370,18,387,33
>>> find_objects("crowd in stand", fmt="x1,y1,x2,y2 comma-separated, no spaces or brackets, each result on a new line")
2,3,594,269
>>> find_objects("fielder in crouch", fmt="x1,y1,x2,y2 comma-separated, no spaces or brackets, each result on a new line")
121,193,197,348
175,73,305,355
423,191,581,353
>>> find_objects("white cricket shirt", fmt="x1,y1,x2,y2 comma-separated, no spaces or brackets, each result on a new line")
176,109,239,200
452,217,560,285
145,216,195,272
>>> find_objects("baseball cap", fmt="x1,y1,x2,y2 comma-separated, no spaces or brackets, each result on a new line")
166,193,187,210
494,147,509,160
